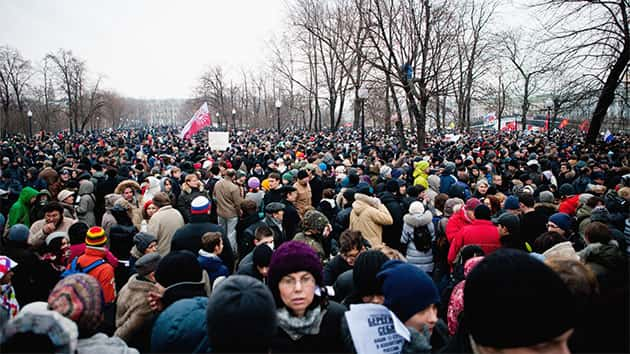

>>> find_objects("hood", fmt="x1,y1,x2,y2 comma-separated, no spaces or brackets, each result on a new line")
146,176,161,192
352,193,379,216
78,180,94,195
542,241,578,261
584,244,625,271
576,204,592,219
428,175,440,192
104,193,123,210
403,210,433,227
18,186,39,204
114,180,141,195
413,161,429,178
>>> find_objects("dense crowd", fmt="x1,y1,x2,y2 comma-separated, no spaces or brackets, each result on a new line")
0,126,628,353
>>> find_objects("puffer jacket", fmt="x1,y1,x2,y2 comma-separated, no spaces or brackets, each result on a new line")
445,208,472,243
77,180,96,226
447,220,500,266
349,194,393,247
150,297,209,353
413,161,430,189
400,210,435,273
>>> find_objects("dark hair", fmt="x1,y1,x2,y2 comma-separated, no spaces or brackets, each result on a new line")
585,196,605,208
434,193,449,213
484,195,501,215
339,230,363,254
533,232,567,253
322,188,335,199
255,225,274,241
518,192,535,208
210,166,220,175
407,186,420,198
240,199,258,216
268,172,281,181
68,222,89,245
201,232,223,252
584,222,611,244
42,202,64,215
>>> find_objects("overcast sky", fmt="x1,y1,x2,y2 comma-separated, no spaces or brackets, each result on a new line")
1,0,533,100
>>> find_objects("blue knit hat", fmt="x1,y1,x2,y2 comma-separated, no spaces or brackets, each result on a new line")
548,212,572,232
504,195,520,210
377,260,440,323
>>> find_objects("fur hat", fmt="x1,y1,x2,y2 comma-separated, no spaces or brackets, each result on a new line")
302,210,329,232
408,201,425,215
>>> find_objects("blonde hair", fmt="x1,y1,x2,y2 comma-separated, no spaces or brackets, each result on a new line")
373,244,407,262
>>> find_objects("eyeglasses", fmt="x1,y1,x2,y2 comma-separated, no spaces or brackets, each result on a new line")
279,274,315,289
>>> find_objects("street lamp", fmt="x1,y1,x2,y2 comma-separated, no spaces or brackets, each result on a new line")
545,98,553,138
232,108,236,130
96,116,100,130
27,110,33,139
275,99,282,133
215,112,220,129
358,85,369,148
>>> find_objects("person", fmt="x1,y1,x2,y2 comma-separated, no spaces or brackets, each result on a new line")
171,196,234,272
176,173,208,223
445,198,479,243
494,212,528,251
446,256,484,336
101,193,123,236
128,232,157,275
268,241,346,353
535,190,558,219
206,275,277,353
323,230,365,286
547,212,586,251
349,187,393,247
77,180,96,226
115,253,161,351
244,202,287,249
197,231,230,286
151,250,207,312
150,296,210,353
558,183,580,216
108,199,139,262
140,200,158,227
448,205,501,266
28,202,76,248
293,209,332,263
281,185,301,240
67,222,118,269
237,243,273,283
502,195,521,216
214,168,243,255
147,192,184,256
7,186,38,227
293,169,313,218
0,256,19,325
400,201,435,273
57,189,79,220
263,172,283,205
245,176,265,212
518,192,548,245
464,249,575,353
379,180,405,252
238,225,275,272
236,199,263,255
48,274,139,353
413,160,430,189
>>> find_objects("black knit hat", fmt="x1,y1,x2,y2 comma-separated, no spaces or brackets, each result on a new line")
464,249,575,349
155,250,202,287
353,250,389,298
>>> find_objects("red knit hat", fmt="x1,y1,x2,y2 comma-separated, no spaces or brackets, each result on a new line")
85,226,107,247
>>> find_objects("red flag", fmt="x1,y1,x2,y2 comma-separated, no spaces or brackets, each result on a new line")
501,121,516,131
179,103,212,140
559,118,569,129
579,120,589,132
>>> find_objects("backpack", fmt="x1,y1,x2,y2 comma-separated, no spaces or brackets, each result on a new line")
412,225,433,252
61,257,106,278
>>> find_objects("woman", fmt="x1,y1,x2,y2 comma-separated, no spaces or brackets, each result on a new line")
57,189,78,220
400,201,435,274
108,199,139,261
141,200,158,231
7,186,39,227
447,256,484,335
482,195,501,217
176,173,208,223
160,178,176,205
114,180,143,227
472,180,489,199
38,231,72,296
245,177,265,212
268,241,346,353
76,180,96,226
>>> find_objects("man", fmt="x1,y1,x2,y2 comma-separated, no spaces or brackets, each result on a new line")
171,196,234,271
213,169,243,255
148,192,185,256
237,243,273,283
237,225,275,272
262,172,283,206
518,192,548,245
445,198,479,243
379,180,405,252
465,249,575,353
502,195,521,216
244,202,287,250
494,212,528,251
323,230,365,286
448,205,501,266
558,183,580,216
293,169,312,218
307,164,324,207
547,212,586,251
75,226,117,304
28,202,76,248
236,199,263,257
280,185,301,240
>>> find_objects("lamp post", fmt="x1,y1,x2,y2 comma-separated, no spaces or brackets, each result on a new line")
275,99,282,133
358,85,369,148
215,112,220,130
232,108,236,130
545,98,553,138
27,110,33,139
96,116,100,130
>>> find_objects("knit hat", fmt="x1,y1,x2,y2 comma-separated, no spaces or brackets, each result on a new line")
391,168,403,179
155,250,202,287
268,241,323,305
206,275,277,353
380,165,392,177
590,206,610,223
377,260,440,323
57,189,75,202
135,253,162,277
248,177,261,189
152,192,171,207
281,172,294,183
503,195,520,210
151,297,209,353
353,250,390,297
559,183,575,197
465,249,575,348
548,213,572,232
7,224,29,243
409,201,425,215
253,244,273,268
538,191,555,203
302,210,329,232
47,274,104,336
133,232,157,254
46,231,69,246
85,226,107,247
190,196,211,215
464,198,481,211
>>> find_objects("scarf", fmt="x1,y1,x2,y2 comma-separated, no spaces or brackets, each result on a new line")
277,306,326,341
1,284,19,319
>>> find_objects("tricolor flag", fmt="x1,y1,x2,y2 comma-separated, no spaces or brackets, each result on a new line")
179,102,212,140
604,130,614,143
484,112,496,122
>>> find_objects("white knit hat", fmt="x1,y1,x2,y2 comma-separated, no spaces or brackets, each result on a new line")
409,201,425,215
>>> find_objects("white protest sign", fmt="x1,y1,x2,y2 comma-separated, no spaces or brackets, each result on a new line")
443,134,461,143
345,304,410,354
207,132,230,151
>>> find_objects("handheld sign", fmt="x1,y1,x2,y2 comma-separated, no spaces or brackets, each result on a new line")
208,132,230,151
345,303,410,354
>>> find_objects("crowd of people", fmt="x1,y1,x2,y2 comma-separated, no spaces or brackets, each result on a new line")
0,125,628,353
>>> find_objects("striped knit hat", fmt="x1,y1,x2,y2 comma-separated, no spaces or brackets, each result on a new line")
48,274,103,335
85,226,107,247
191,196,211,215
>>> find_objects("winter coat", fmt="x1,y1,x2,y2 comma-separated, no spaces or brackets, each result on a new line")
447,220,500,265
236,213,262,256
244,216,286,250
176,186,208,223
349,194,393,248
293,181,313,218
294,232,326,263
69,244,119,269
272,301,346,353
534,202,558,220
171,214,234,272
147,205,184,256
77,333,139,354
213,178,243,219
28,216,76,249
115,274,158,344
77,180,96,226
114,180,143,228
150,297,209,353
323,255,352,286
8,186,39,227
379,191,405,252
197,250,230,285
520,209,549,245
2,240,56,306
61,202,78,220
426,175,441,205
558,195,580,216
74,247,116,303
439,173,458,194
413,161,430,189
400,210,435,273
282,199,301,241
445,208,472,243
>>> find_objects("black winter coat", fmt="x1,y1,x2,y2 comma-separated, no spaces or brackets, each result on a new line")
323,255,352,286
378,191,404,252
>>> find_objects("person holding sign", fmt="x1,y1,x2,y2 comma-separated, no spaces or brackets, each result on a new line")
268,241,346,353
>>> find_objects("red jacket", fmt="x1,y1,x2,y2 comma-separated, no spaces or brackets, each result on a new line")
73,247,116,303
69,244,119,268
445,209,473,243
448,219,501,265
558,195,580,216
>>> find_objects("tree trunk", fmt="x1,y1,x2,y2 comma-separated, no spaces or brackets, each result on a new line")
384,88,392,132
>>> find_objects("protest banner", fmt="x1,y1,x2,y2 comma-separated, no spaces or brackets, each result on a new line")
345,304,410,354
208,131,230,151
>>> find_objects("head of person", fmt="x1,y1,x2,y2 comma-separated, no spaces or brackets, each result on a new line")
268,241,323,317
122,187,135,202
583,221,611,245
152,192,171,208
184,173,200,189
494,213,520,238
190,196,211,217
206,275,277,353
492,174,503,186
301,210,330,236
473,204,492,221
378,260,440,334
503,195,521,215
254,225,275,249
267,172,281,190
57,190,75,205
533,231,567,254
42,202,64,228
240,199,259,218
544,257,599,311
155,250,203,288
133,232,158,255
7,224,29,246
465,249,575,353
339,230,365,267
476,180,489,195
67,222,89,246
143,200,158,219
224,169,237,181
135,253,161,282
547,213,572,237
353,250,390,304
45,231,71,263
297,169,309,186
265,202,285,222
518,192,535,212
464,198,481,220
201,232,223,255
84,227,107,251
48,274,104,338
253,244,273,278
281,185,298,203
